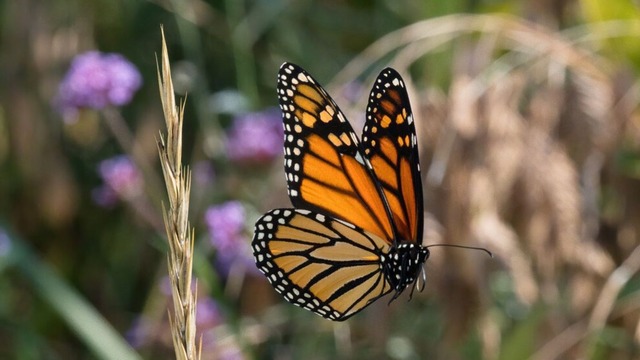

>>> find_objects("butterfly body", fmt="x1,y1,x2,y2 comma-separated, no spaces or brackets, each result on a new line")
383,242,429,293
253,62,426,321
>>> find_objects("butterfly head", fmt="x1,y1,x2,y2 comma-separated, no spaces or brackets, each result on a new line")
383,242,430,299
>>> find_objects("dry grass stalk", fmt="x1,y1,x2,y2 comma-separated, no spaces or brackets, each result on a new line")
330,14,610,91
156,26,201,360
589,245,640,331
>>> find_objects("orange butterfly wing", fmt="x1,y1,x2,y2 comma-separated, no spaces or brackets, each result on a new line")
278,63,396,242
253,209,392,321
363,68,423,244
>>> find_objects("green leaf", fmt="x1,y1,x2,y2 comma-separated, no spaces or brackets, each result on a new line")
499,305,546,360
4,227,141,360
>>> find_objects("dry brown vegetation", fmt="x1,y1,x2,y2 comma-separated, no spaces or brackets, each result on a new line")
314,14,640,358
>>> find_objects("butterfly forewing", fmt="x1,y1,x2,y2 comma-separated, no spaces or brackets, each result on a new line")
362,68,424,244
252,209,393,321
277,63,395,242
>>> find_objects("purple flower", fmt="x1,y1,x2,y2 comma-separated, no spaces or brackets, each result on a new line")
0,228,10,257
58,51,142,122
341,80,364,103
127,291,244,356
204,201,256,276
92,155,143,206
225,108,283,164
125,316,152,348
196,297,222,329
193,161,216,187
195,298,245,359
205,201,246,252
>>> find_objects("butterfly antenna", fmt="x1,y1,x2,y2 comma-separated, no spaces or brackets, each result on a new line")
425,244,493,258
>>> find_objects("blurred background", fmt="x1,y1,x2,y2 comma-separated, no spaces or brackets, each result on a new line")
2,0,640,359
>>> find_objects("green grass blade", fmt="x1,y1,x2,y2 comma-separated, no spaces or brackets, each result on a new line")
7,230,141,360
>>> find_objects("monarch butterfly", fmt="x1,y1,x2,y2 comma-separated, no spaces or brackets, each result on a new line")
252,63,486,321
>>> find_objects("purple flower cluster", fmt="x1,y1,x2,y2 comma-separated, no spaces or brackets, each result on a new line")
204,201,255,275
58,51,142,121
0,228,10,257
225,108,283,164
205,201,246,251
193,161,216,187
125,316,151,349
126,296,229,353
341,80,364,103
92,155,143,207
196,297,222,329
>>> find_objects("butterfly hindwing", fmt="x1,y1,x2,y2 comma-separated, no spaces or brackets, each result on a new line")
252,208,393,321
362,68,423,244
277,63,395,242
